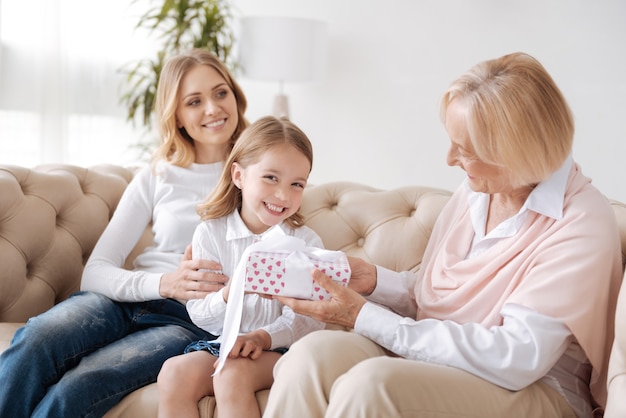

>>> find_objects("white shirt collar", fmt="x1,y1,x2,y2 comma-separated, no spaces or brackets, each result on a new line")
225,209,284,241
467,154,571,219
466,154,572,243
522,154,572,220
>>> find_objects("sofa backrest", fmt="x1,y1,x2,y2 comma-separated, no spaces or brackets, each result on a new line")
0,164,625,323
300,182,452,273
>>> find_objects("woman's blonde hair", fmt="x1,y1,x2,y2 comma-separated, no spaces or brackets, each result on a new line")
197,116,314,229
440,52,574,187
152,49,248,167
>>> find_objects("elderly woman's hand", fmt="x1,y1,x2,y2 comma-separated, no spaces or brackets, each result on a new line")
276,269,367,329
159,244,228,302
346,256,378,295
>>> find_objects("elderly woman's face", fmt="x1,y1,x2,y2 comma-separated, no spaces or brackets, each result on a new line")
445,99,510,194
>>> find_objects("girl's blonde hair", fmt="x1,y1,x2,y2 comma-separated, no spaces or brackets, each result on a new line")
197,116,313,229
440,52,574,187
152,49,248,168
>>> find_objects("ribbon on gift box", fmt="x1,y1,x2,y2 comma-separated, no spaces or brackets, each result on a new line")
214,226,350,375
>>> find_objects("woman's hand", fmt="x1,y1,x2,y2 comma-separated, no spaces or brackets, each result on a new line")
276,269,367,329
347,256,378,295
159,244,228,301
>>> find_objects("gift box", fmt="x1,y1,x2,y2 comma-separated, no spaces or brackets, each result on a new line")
215,232,351,375
244,250,350,300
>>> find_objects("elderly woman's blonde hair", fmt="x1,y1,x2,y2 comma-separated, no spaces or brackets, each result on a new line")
440,52,574,187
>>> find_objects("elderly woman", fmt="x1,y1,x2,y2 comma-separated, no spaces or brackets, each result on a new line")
263,52,622,418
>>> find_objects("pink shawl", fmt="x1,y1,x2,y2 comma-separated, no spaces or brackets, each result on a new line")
415,163,622,406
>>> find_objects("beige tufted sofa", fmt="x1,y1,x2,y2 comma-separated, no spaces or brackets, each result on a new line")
1,163,625,418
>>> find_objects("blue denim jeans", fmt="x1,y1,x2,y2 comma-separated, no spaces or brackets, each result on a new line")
0,291,216,418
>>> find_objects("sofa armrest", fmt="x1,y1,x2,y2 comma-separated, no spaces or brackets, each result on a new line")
606,268,626,418
0,164,134,322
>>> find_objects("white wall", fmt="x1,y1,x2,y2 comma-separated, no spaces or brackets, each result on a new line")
1,0,624,202
231,0,626,202
0,0,157,167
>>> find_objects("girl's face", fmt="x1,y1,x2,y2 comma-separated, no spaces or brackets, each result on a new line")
232,143,311,235
176,64,239,163
444,99,510,194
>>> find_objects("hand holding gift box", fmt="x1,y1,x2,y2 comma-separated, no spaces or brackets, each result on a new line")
215,229,351,375
244,250,350,301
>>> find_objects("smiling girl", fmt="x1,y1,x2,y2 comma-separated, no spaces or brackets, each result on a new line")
156,116,325,418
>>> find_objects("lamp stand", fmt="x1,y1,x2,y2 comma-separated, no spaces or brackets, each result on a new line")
272,94,290,120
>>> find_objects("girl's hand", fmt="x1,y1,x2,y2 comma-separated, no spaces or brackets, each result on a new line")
226,330,271,360
159,244,228,301
276,269,367,328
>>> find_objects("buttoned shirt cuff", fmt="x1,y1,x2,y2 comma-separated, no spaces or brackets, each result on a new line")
354,301,402,350
367,265,417,318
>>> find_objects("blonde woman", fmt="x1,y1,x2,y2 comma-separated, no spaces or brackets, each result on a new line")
0,49,248,417
265,52,622,418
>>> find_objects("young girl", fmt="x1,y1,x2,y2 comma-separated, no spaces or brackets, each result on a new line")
157,116,325,418
0,49,248,417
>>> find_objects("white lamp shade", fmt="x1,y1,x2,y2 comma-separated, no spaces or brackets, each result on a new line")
239,16,328,83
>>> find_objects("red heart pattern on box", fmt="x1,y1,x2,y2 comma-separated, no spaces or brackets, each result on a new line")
245,253,286,295
310,259,350,300
244,251,350,300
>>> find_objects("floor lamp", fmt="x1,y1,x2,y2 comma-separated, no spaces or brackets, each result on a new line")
238,16,328,120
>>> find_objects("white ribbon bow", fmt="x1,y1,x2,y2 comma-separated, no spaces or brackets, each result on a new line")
214,228,347,375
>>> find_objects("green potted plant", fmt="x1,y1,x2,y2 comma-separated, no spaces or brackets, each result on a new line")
120,0,236,155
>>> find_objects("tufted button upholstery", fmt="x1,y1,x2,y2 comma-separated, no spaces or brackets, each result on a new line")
0,164,134,322
300,182,452,274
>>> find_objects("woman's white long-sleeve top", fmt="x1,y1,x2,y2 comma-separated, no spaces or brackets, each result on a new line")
81,162,223,301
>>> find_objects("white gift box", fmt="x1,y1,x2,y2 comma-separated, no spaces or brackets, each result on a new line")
244,250,350,300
